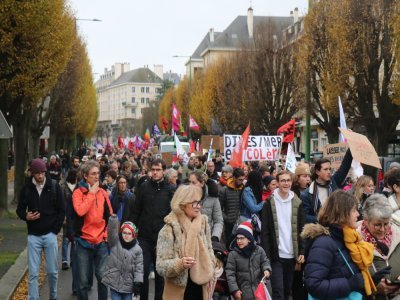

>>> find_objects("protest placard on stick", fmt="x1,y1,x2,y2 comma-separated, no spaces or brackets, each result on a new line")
339,128,381,169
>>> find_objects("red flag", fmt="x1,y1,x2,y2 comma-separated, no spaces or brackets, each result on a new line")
254,281,271,300
229,123,250,168
189,115,200,130
277,119,296,143
190,140,196,153
161,116,169,132
171,104,181,132
117,134,124,149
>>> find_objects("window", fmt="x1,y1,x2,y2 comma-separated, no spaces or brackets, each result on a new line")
141,87,145,93
156,88,162,94
131,108,135,114
146,98,149,104
141,97,145,103
145,87,150,93
132,87,135,93
141,108,144,113
131,97,135,103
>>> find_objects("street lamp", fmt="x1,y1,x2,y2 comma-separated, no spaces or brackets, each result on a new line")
173,55,193,138
74,18,102,31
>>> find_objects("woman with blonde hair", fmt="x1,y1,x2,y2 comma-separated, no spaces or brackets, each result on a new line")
156,184,215,300
351,175,375,219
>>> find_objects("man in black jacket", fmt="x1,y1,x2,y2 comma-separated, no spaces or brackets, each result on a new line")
132,158,175,300
16,158,65,300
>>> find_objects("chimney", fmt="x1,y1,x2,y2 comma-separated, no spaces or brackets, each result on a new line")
290,10,294,22
294,7,299,23
209,28,214,43
153,64,164,80
247,7,253,38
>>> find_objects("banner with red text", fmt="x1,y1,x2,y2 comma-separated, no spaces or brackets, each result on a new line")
224,134,282,161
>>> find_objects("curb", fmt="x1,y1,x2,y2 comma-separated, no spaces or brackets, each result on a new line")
0,247,28,300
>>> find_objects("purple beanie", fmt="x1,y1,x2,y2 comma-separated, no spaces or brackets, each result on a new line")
30,158,47,174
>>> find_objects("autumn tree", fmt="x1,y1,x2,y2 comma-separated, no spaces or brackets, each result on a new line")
246,21,300,135
297,0,400,153
0,0,75,208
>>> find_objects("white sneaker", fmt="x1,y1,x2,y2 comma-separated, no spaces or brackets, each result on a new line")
149,271,155,279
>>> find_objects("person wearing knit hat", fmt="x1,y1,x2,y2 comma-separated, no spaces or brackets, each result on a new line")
292,162,311,198
235,221,254,243
262,176,278,201
16,157,65,300
30,158,47,174
226,221,272,300
102,215,143,299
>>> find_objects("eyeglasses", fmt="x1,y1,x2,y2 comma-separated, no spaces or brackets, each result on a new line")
236,236,247,241
191,200,203,208
279,179,292,183
151,168,163,172
372,222,390,230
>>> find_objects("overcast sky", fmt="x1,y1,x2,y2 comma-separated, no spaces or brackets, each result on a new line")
68,0,308,79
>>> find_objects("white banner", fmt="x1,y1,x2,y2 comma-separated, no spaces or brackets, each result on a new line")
285,143,297,173
223,135,282,161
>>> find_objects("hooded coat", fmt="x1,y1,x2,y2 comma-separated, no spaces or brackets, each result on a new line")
301,223,364,298
219,178,244,225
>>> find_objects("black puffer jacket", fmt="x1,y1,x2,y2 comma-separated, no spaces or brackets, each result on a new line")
226,244,271,300
218,178,244,225
132,179,175,243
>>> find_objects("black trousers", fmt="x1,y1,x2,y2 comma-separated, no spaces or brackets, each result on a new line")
271,257,296,300
139,238,164,300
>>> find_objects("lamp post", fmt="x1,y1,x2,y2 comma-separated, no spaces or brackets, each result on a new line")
74,18,102,31
173,55,192,138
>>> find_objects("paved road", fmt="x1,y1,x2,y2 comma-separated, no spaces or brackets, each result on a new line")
39,244,155,299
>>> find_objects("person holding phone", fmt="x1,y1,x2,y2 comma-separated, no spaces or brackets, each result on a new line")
357,194,400,297
16,158,65,300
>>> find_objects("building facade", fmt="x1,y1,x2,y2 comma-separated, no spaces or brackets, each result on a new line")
95,63,163,140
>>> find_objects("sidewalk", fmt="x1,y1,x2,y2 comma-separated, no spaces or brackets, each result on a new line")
0,180,28,299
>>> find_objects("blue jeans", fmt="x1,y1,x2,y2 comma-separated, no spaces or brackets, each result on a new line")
75,239,108,300
61,236,74,263
27,232,58,300
110,288,133,300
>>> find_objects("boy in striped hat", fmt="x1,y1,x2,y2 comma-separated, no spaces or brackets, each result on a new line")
226,221,271,299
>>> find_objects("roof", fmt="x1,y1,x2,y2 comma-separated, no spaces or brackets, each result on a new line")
109,68,163,87
197,15,293,54
191,31,222,59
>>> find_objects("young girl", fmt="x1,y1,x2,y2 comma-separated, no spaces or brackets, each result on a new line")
226,222,272,300
102,215,143,300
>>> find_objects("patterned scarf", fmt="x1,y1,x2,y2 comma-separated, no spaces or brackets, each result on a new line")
359,221,392,256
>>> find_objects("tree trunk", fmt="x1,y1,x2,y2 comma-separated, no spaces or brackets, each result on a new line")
29,133,41,160
13,113,30,203
0,139,9,214
48,123,56,154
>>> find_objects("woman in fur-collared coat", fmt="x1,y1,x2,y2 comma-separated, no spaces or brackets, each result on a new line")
156,185,215,300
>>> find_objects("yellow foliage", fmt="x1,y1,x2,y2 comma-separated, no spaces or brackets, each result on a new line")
0,0,75,119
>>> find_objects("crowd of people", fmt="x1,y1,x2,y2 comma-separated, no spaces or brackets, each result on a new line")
15,145,400,300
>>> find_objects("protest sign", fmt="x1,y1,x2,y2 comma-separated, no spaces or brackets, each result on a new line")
224,135,282,161
201,135,223,150
285,144,297,173
162,152,174,167
323,143,349,172
339,128,381,169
